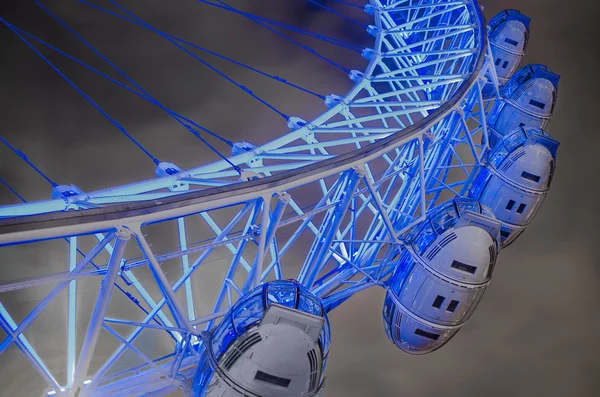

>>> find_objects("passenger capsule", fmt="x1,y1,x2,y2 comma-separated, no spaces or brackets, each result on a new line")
469,127,559,247
487,64,560,139
193,280,330,397
488,10,531,84
383,198,501,354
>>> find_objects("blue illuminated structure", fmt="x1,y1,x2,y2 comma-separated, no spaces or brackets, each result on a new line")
0,1,561,396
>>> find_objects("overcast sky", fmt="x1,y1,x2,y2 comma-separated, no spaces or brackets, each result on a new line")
0,1,598,396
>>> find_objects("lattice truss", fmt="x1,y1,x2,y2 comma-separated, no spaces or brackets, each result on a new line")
0,0,499,396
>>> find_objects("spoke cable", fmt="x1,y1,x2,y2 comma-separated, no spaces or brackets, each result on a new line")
199,0,352,73
78,0,326,99
0,136,57,187
307,0,368,28
8,25,242,152
105,0,291,122
37,0,240,173
0,17,160,165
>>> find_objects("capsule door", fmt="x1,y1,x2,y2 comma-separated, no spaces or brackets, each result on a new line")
410,277,486,326
483,183,543,226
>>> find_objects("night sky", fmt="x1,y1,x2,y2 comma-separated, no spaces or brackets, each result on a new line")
0,1,599,396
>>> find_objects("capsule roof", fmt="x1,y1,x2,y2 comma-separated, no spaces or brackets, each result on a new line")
409,197,499,256
210,280,329,361
496,64,560,119
487,127,559,190
398,198,501,288
491,127,559,160
503,64,560,96
242,280,324,317
486,64,560,133
489,10,531,32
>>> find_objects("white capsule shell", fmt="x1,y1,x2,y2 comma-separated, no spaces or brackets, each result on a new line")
493,19,528,53
205,306,325,397
511,78,557,118
397,258,488,326
502,142,554,190
472,128,559,246
479,178,545,226
490,19,529,82
384,218,500,354
384,298,461,354
479,145,553,226
488,65,559,137
424,226,497,284
490,100,549,134
193,281,330,397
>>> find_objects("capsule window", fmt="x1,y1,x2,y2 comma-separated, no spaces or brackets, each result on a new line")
451,260,477,274
502,60,509,69
414,328,440,341
432,295,445,309
529,99,546,110
504,37,519,46
517,203,527,214
447,300,459,313
495,57,502,66
521,171,541,183
506,200,516,210
255,371,291,388
500,230,511,238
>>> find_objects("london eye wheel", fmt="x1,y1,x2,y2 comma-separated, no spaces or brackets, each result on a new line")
0,1,560,396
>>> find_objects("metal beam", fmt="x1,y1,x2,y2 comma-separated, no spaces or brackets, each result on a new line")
0,233,115,357
67,236,77,388
72,229,130,395
134,229,192,333
298,167,364,288
177,217,195,321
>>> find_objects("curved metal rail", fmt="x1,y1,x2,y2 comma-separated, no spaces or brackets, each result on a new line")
0,0,485,242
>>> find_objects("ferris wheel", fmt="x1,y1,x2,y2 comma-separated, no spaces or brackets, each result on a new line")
0,1,560,396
